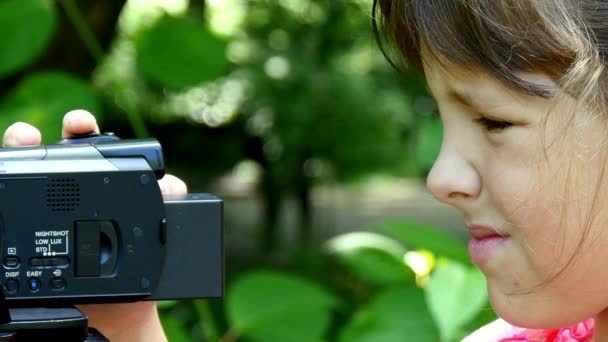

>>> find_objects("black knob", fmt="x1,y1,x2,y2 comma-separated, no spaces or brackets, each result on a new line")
58,132,121,145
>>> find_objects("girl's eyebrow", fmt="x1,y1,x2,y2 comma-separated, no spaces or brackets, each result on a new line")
449,89,475,108
448,87,516,114
448,88,493,112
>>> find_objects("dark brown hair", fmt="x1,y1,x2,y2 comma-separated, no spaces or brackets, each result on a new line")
372,0,608,107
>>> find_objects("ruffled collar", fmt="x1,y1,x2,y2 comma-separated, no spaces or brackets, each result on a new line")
498,319,594,342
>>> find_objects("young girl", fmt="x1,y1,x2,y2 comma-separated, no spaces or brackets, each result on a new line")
373,0,606,341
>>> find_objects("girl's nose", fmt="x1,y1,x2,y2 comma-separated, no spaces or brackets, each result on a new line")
426,147,481,209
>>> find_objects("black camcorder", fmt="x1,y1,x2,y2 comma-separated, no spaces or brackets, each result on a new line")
0,132,224,340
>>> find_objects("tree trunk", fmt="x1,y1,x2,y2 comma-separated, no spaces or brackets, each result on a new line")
295,172,313,245
260,165,282,252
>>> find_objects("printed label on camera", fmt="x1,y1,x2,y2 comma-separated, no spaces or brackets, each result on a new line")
33,230,69,256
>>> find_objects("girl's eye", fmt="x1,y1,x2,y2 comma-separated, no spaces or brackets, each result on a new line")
473,117,513,132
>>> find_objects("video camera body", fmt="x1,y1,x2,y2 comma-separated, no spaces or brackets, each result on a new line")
0,132,223,340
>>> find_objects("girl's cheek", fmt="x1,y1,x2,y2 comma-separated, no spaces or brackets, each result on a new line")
485,126,555,229
486,157,566,268
489,146,604,280
486,156,540,223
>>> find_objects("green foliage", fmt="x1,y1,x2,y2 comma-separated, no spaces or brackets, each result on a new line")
417,116,443,171
378,221,471,265
226,271,340,342
135,15,228,89
0,0,56,77
325,232,415,286
339,287,438,342
426,262,487,342
0,71,100,143
299,70,411,179
222,220,495,342
160,315,192,342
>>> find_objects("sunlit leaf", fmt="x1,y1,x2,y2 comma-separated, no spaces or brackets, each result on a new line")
339,286,438,342
226,270,339,342
325,232,415,286
377,221,470,265
0,71,101,143
136,15,227,89
0,0,56,77
426,261,488,342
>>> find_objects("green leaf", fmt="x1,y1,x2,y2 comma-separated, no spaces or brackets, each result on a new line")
339,287,438,342
159,314,191,342
156,300,178,310
226,270,339,342
136,15,227,89
325,232,415,286
426,262,488,342
377,221,470,265
194,299,220,342
0,0,56,77
0,71,101,143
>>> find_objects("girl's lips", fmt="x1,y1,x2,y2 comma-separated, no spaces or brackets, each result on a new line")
468,235,509,265
467,225,510,265
467,224,509,239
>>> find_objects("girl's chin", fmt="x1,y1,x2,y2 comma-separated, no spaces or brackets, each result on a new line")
486,284,588,330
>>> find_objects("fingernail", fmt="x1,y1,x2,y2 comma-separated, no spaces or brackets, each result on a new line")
67,115,83,126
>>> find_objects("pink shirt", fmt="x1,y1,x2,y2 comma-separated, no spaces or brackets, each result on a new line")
462,318,594,342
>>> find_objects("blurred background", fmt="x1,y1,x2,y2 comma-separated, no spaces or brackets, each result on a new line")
0,0,497,341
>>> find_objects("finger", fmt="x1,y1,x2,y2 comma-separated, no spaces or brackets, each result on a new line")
158,174,188,197
3,122,42,147
62,110,100,138
77,302,159,340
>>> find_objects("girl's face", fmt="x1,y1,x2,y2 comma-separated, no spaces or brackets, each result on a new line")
423,58,608,328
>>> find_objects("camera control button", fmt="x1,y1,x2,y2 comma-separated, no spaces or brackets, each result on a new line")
4,279,18,294
28,278,41,292
3,256,20,268
50,277,66,290
29,256,69,268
